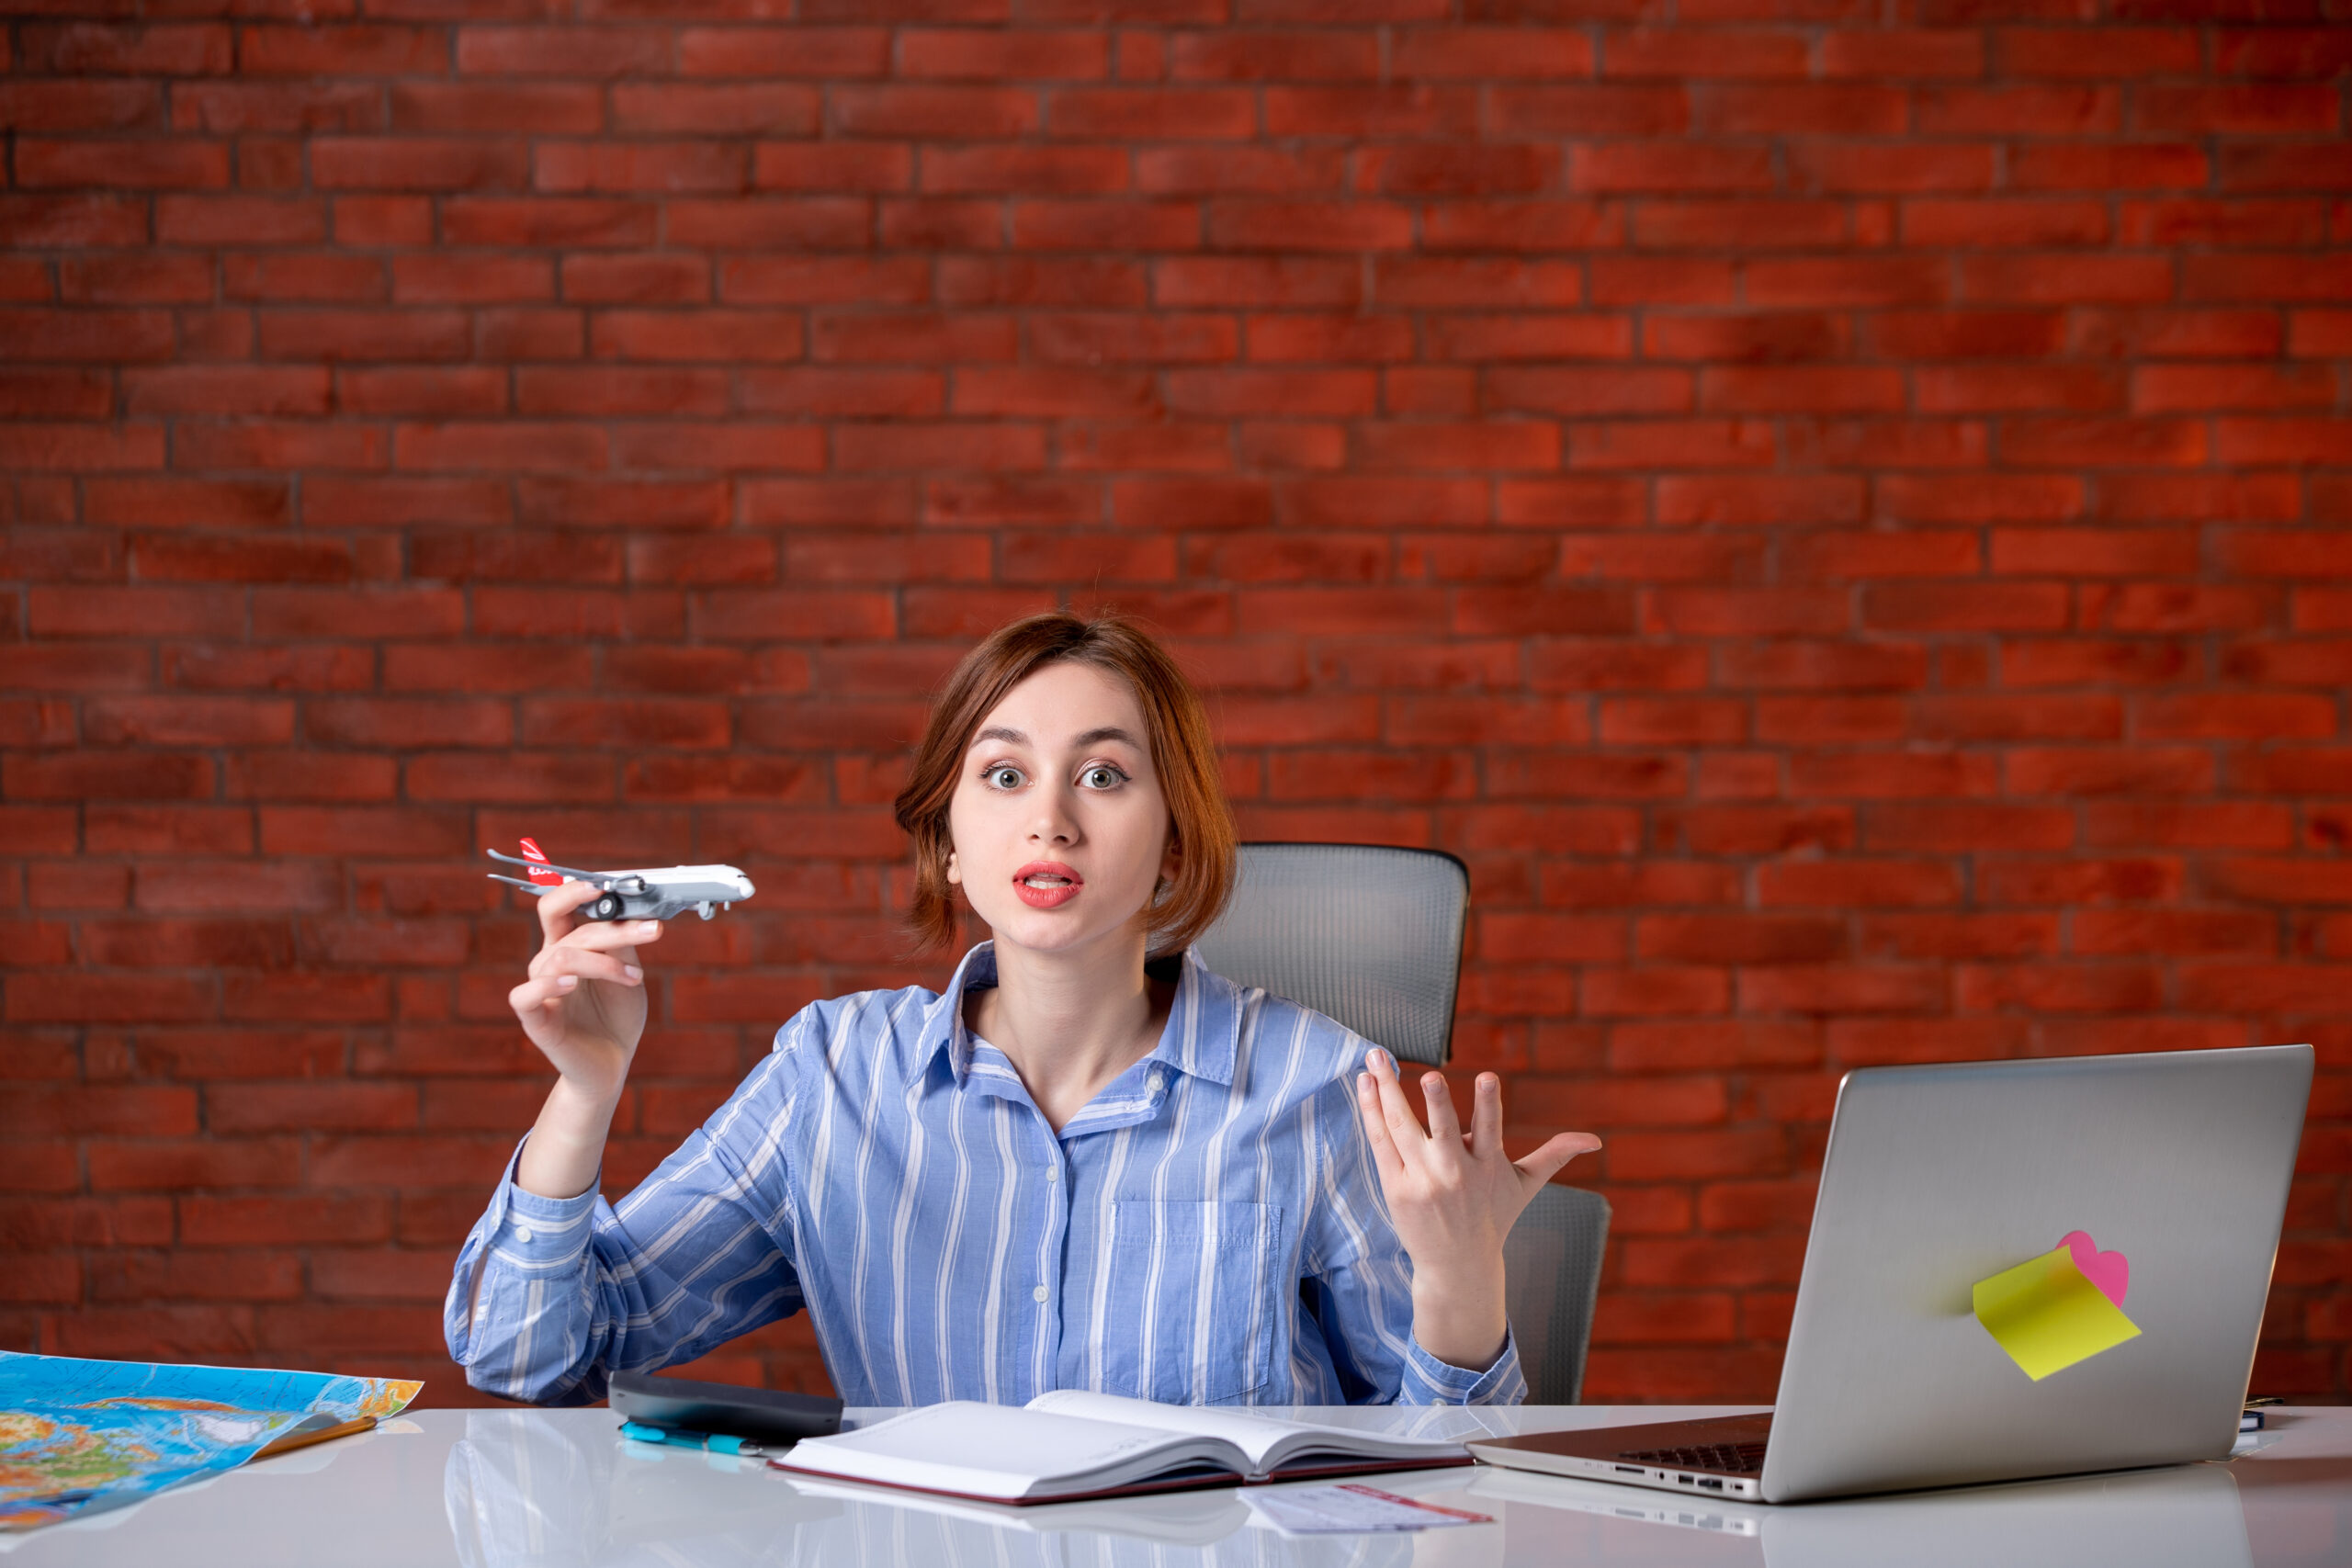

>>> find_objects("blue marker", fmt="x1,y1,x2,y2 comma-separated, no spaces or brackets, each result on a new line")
619,1419,772,1458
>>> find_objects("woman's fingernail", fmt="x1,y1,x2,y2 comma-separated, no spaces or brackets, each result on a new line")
557,976,577,988
623,964,642,980
640,921,660,933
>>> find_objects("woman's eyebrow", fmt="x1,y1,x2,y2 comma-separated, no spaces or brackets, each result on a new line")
969,724,1141,750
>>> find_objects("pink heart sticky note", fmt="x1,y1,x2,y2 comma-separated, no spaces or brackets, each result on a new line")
2059,1230,2129,1308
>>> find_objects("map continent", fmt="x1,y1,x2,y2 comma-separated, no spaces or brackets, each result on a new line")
0,1351,422,1532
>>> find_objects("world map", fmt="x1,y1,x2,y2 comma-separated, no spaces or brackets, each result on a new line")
0,1351,422,1532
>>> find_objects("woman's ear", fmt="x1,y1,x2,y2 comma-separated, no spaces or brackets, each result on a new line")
944,846,961,887
1158,835,1181,893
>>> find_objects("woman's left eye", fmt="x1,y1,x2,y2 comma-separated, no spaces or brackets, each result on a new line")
1080,765,1125,790
985,765,1024,790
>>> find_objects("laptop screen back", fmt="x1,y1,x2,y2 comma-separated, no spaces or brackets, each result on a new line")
1764,1044,2311,1502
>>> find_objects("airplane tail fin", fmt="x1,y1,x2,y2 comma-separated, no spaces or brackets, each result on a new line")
518,837,562,886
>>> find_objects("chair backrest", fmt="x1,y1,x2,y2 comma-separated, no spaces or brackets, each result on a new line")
1194,842,1611,1403
1501,1184,1611,1405
1191,842,1468,1067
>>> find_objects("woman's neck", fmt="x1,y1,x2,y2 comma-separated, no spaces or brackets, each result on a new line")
967,927,1172,1134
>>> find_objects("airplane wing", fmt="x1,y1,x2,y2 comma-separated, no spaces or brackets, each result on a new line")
485,846,606,882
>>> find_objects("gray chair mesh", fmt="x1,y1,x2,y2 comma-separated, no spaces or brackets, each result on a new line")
1192,842,1468,1068
1193,841,1611,1403
1502,1184,1611,1405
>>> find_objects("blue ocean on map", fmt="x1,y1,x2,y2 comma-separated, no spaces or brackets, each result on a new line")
0,1351,422,1532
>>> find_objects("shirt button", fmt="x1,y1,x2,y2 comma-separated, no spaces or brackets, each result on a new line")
1148,1071,1165,1091
1044,1165,1058,1182
513,1226,534,1243
1032,1285,1050,1303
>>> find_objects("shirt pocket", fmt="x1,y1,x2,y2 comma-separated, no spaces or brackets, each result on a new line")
1102,1199,1283,1405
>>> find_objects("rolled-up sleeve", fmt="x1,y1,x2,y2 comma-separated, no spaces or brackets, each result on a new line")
442,1048,804,1406
1301,1078,1528,1407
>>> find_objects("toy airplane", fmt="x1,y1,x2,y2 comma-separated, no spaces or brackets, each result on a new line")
485,839,754,922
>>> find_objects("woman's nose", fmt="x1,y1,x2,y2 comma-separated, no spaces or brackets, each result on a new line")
1029,786,1079,842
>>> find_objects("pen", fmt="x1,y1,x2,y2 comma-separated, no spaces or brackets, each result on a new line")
618,1419,774,1458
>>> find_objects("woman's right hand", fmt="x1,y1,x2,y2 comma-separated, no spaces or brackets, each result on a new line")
507,879,662,1103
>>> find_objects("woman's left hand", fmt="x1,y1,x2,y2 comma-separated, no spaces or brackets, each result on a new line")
1354,1049,1601,1371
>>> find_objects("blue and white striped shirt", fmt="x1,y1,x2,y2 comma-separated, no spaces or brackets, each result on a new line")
444,942,1523,1408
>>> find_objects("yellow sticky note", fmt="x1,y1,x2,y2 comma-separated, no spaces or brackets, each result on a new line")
1973,1245,2141,1382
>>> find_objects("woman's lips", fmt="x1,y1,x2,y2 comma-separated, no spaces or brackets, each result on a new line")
1012,862,1082,910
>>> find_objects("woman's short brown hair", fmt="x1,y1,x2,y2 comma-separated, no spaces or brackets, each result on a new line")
892,611,1237,955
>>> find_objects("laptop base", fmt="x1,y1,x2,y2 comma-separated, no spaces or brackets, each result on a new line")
1468,1415,1770,1502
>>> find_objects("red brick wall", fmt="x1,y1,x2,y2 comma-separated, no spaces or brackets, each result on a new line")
4,6,2349,1408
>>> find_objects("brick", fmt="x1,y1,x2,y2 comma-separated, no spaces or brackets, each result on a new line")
380,78,594,131
677,26,888,79
600,83,820,137
1984,859,2188,911
1869,803,2075,853
931,147,1130,201
2139,85,2340,136
2215,28,2352,77
1388,26,1590,78
1205,201,1411,253
1787,143,1997,197
837,85,1039,139
1142,148,1343,201
893,27,1102,80
537,141,750,196
1489,85,1686,137
549,254,699,307
307,138,526,194
25,22,232,76
442,197,657,249
453,25,666,78
1367,143,1564,198
119,367,328,418
21,138,232,192
1424,199,1621,253
0,82,163,133
1964,254,2177,306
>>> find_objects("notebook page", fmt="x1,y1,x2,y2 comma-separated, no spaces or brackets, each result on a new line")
1025,1391,1310,1470
1025,1391,1473,1474
777,1402,1239,1500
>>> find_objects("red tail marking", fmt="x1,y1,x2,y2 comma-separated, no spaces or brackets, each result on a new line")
518,837,561,886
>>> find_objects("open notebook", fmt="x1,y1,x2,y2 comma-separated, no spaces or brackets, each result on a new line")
770,1391,1474,1505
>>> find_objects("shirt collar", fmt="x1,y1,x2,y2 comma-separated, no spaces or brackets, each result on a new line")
907,941,1241,1091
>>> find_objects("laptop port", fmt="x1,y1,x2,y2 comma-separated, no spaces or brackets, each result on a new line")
1697,1478,1724,1491
1677,1474,1694,1484
1614,1465,1645,1473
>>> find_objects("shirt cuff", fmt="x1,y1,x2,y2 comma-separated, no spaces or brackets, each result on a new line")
484,1133,600,1267
1400,1324,1527,1405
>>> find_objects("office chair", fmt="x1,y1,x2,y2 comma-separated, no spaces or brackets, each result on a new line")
1192,842,1611,1404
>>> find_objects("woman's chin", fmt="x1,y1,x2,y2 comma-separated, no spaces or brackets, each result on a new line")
982,904,1146,960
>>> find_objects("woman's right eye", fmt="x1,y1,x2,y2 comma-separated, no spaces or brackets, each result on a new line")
983,765,1024,790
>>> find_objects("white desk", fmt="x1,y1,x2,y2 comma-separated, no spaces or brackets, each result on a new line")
7,1404,2348,1566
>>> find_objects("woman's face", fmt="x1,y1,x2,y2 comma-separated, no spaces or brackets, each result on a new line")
945,660,1178,959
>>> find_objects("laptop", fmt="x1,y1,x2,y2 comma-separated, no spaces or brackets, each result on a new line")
1469,1044,2312,1504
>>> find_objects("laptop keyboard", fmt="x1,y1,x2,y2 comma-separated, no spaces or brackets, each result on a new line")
1615,1441,1768,1475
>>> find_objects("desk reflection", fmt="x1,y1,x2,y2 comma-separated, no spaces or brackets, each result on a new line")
442,1407,2337,1568
442,1411,1424,1568
1472,1460,2252,1568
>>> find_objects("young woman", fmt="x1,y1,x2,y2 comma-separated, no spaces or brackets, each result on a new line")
445,612,1600,1406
